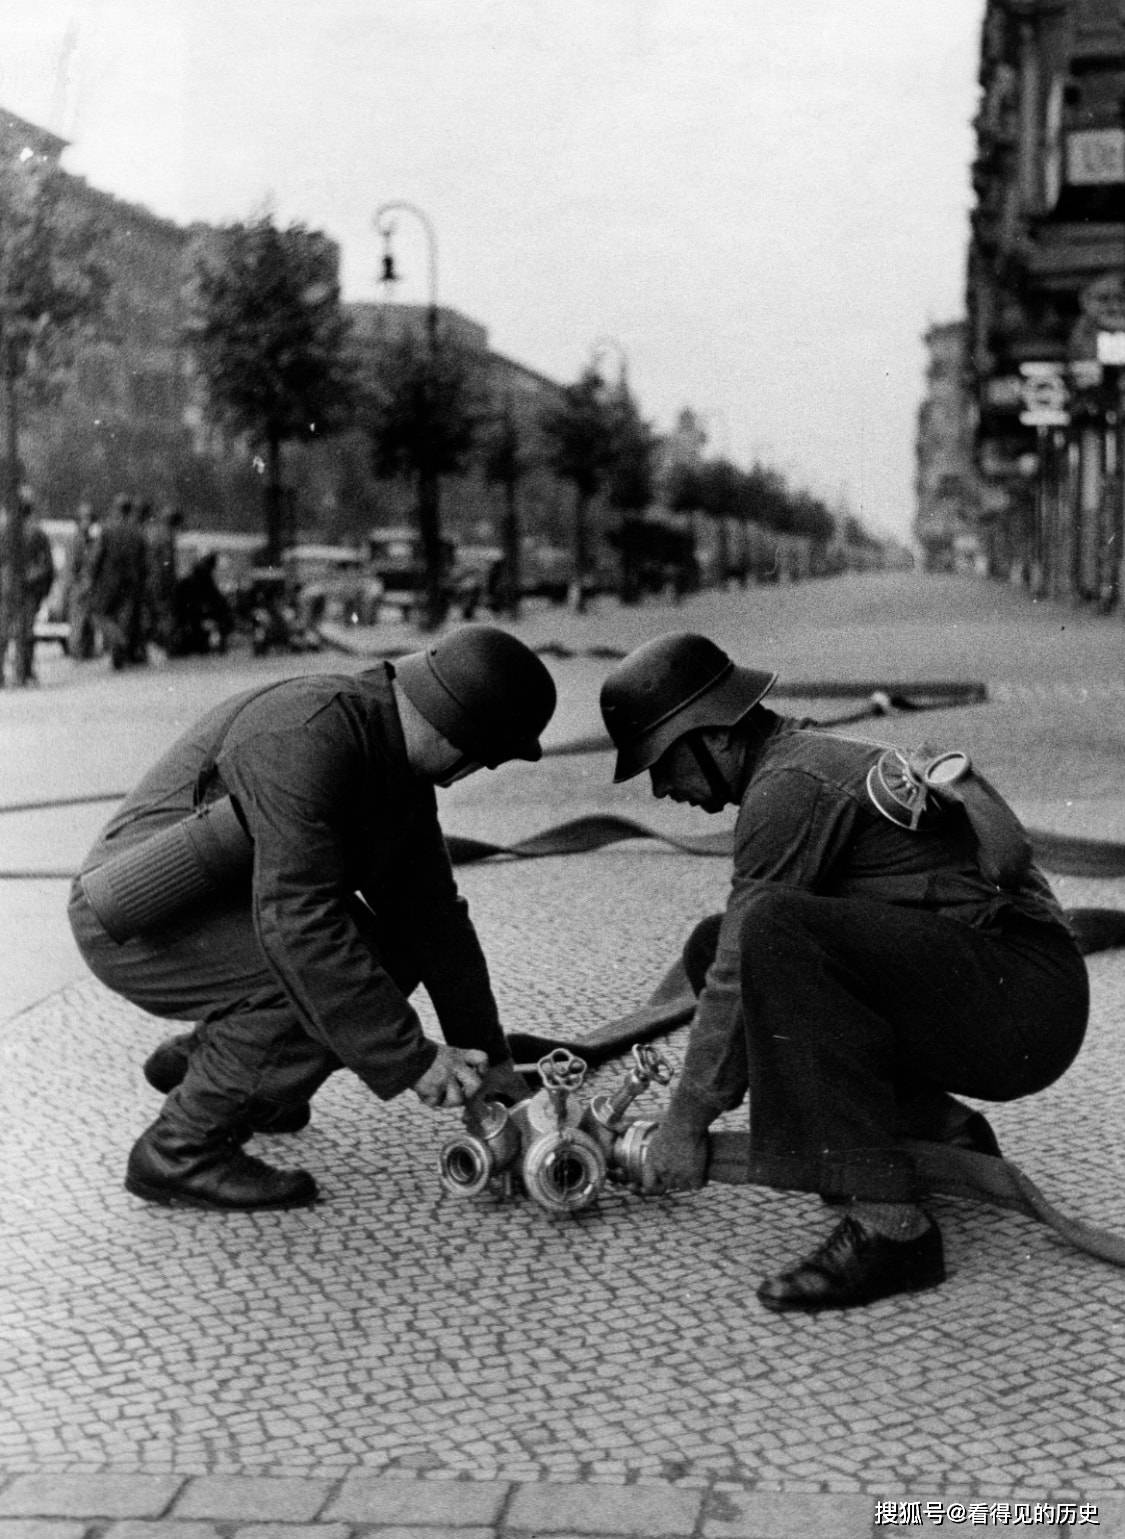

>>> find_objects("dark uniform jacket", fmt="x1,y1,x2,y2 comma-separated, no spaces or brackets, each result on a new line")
88,517,148,617
81,665,506,1098
678,711,1070,1117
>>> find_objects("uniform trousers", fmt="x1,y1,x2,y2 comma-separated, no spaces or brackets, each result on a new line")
682,888,1089,1202
68,885,421,1140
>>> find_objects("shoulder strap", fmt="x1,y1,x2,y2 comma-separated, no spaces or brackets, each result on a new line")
192,678,297,806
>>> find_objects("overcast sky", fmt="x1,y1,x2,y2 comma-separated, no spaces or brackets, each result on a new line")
3,0,984,540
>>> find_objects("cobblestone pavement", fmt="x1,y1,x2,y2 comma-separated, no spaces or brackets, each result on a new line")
3,575,1125,1536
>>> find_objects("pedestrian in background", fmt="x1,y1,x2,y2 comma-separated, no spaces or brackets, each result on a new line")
599,632,1089,1313
130,501,156,662
169,549,233,656
1,489,55,686
145,505,183,654
88,494,149,671
63,501,100,661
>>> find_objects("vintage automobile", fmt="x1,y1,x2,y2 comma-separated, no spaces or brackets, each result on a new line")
32,517,78,651
364,527,476,620
281,543,384,629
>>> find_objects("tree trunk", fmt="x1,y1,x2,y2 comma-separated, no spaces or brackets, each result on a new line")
713,514,730,589
618,512,641,605
264,435,284,567
4,351,27,685
500,476,522,620
571,486,590,614
417,469,448,632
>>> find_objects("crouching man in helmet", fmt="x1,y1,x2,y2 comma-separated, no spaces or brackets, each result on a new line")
68,624,556,1212
600,632,1088,1312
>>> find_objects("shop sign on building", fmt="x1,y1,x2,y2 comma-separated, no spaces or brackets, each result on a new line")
1071,359,1104,388
982,375,1025,411
1097,332,1125,366
1018,362,1069,427
1066,127,1125,185
1081,274,1125,331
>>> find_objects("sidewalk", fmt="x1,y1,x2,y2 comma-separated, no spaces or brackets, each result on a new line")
1,1471,1117,1537
3,575,1125,1537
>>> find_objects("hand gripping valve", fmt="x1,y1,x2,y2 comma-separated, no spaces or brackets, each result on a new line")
438,1043,674,1214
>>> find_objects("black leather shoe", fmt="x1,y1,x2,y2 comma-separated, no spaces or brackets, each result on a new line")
125,1123,318,1211
757,1215,945,1312
143,1038,311,1136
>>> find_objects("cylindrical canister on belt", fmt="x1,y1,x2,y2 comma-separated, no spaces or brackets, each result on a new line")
79,796,253,944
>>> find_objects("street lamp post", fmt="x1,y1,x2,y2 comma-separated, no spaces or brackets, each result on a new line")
699,408,734,588
0,147,40,686
590,334,628,392
589,337,638,603
373,200,447,628
374,201,439,346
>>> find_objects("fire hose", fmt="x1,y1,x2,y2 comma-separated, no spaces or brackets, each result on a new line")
50,785,1125,1263
442,1036,1125,1270
5,674,1125,1263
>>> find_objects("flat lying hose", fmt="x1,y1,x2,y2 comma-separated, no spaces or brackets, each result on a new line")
444,817,1125,882
444,821,1125,965
707,1133,1125,1268
5,662,1121,1259
508,958,1125,1269
445,816,733,864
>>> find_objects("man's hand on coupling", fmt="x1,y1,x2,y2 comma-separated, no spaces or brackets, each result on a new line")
640,1089,713,1195
412,1046,490,1110
479,1057,533,1105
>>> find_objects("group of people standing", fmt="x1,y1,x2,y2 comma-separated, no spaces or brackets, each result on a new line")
0,491,235,684
64,494,184,670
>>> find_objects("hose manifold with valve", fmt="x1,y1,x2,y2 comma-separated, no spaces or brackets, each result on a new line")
439,1043,673,1214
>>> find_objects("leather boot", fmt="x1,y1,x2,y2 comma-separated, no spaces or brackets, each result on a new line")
143,1034,312,1136
242,1098,312,1137
125,1117,319,1211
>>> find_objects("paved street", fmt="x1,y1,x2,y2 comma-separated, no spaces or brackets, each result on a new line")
3,572,1125,1537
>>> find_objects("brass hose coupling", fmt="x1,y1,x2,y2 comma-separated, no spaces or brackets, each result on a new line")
438,1043,674,1213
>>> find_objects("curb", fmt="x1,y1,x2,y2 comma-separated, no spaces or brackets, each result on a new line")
0,1473,1119,1538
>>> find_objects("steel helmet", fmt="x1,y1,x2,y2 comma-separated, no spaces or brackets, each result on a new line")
394,624,557,768
599,632,776,782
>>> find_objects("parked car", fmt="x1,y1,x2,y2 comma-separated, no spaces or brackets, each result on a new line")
456,539,572,611
236,568,322,656
33,517,78,650
515,539,575,603
175,530,267,600
365,527,472,619
281,543,384,629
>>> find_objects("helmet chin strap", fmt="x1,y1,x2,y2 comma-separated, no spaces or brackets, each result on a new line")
686,731,732,808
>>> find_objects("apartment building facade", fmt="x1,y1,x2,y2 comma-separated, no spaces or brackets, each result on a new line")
0,106,573,552
914,321,984,571
966,0,1125,607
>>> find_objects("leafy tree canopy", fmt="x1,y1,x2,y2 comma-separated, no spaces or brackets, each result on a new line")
605,384,658,514
667,448,838,544
185,213,357,449
0,158,111,394
538,366,617,498
365,331,481,483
